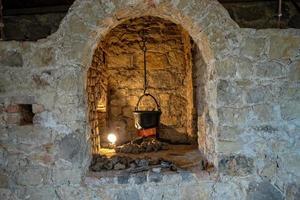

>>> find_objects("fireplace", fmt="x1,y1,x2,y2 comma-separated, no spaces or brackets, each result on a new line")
87,16,212,174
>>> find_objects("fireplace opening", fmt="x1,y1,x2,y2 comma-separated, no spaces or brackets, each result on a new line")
87,16,213,175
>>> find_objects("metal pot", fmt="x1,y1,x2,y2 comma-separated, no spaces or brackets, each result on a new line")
133,93,161,130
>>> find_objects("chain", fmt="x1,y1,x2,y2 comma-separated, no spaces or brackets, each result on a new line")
139,30,148,94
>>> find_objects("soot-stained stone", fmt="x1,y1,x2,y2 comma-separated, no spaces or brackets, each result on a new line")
117,174,129,184
219,154,254,176
112,189,140,200
59,135,80,162
0,51,23,67
180,171,193,182
247,181,283,200
0,173,9,188
133,173,147,185
289,14,300,29
286,183,300,200
147,171,162,183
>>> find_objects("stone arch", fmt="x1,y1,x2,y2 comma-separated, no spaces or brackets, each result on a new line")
51,0,240,168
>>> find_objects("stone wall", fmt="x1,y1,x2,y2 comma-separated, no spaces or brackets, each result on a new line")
0,0,299,199
215,28,300,191
2,1,299,42
3,13,66,41
93,16,197,144
87,46,108,153
223,1,300,29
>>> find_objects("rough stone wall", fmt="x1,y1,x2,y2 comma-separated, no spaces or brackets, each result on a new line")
96,16,196,144
87,46,108,153
0,0,299,199
215,28,300,192
222,1,300,29
3,13,66,41
192,41,212,158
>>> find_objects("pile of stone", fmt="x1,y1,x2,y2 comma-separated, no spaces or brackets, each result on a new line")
115,137,167,154
90,154,177,172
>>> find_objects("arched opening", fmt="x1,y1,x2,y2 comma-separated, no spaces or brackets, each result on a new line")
86,16,212,173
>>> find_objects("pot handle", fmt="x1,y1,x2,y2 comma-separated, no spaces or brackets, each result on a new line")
135,93,161,111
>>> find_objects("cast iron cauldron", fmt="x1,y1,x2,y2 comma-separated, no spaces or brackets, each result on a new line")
133,93,161,130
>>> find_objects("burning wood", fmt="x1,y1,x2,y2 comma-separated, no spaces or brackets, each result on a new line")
137,128,156,137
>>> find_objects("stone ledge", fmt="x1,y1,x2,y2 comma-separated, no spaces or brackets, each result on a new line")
84,169,215,187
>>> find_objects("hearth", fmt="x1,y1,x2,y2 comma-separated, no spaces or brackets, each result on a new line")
87,16,210,174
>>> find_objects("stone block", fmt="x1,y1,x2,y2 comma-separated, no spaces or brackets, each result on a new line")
110,106,122,117
0,104,4,113
0,50,23,67
218,107,248,126
32,104,44,114
57,71,79,92
245,86,270,104
180,184,212,200
147,171,162,183
235,79,253,89
217,140,242,154
32,73,52,87
110,189,140,200
15,168,45,186
106,53,133,68
179,171,195,182
260,160,277,179
219,154,254,176
237,59,254,78
256,61,286,78
31,47,54,67
281,100,300,121
5,105,21,113
281,151,300,176
288,61,300,82
241,37,266,59
212,181,245,200
0,173,8,188
269,36,300,59
218,126,241,141
217,80,243,105
110,98,127,107
0,188,17,200
23,186,56,200
132,173,147,185
6,113,21,125
286,183,300,200
251,104,277,123
215,58,237,78
52,168,82,185
247,181,283,200
59,134,80,162
148,70,183,89
117,175,129,184
159,128,189,144
10,96,35,104
122,106,132,118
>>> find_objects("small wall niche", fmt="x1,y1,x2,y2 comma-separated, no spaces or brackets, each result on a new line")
19,104,34,125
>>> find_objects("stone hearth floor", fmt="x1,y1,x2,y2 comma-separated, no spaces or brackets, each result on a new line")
88,144,208,178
